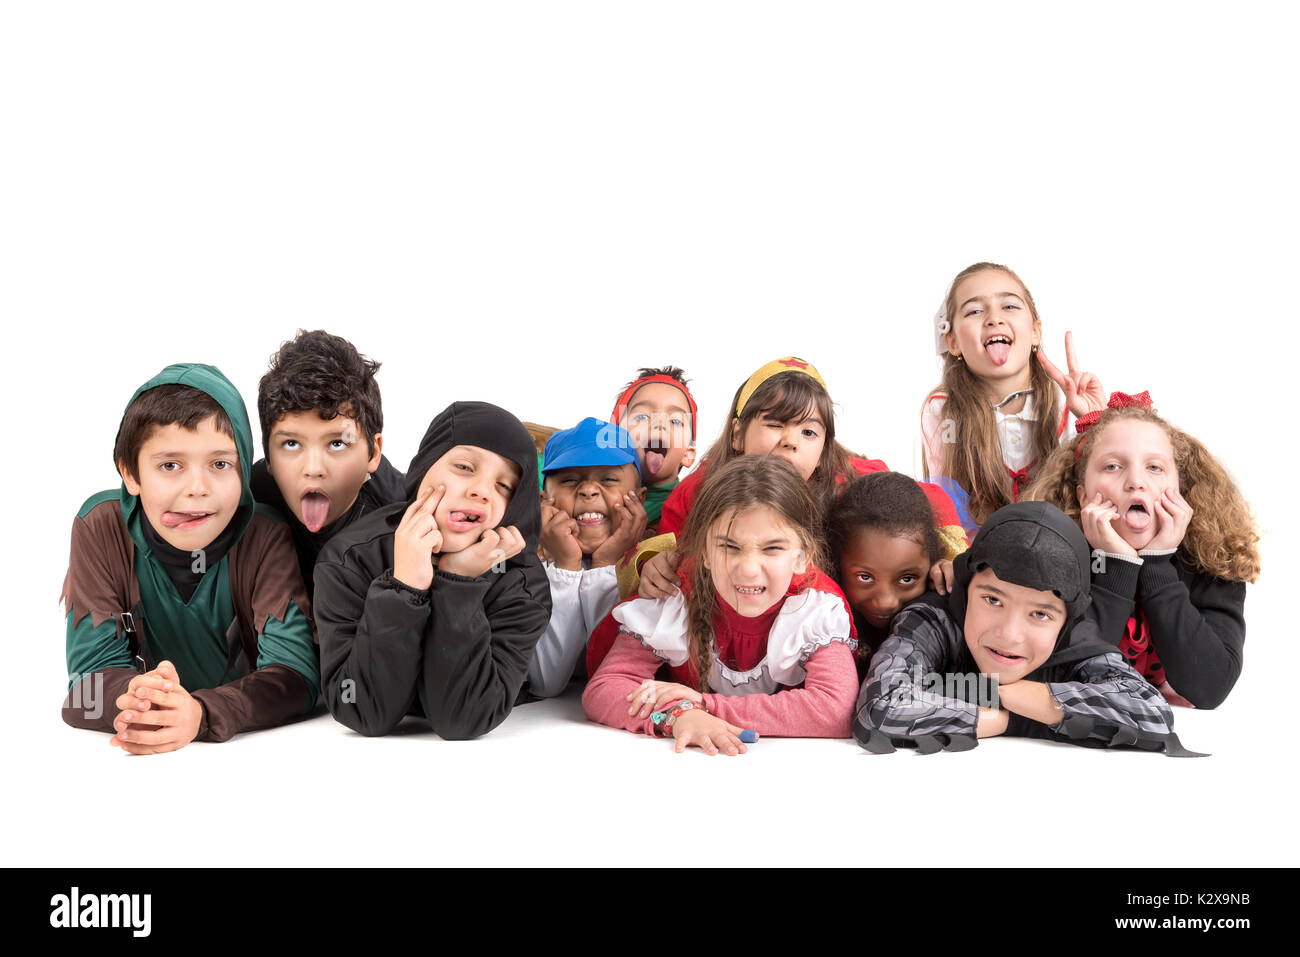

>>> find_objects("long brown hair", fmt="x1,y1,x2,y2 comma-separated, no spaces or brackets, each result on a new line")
1023,406,1261,583
678,456,825,693
701,370,856,516
922,262,1063,527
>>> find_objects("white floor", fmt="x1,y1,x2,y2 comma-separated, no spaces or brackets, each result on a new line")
11,676,1295,868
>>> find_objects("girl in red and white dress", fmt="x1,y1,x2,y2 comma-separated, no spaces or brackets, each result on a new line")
583,455,860,754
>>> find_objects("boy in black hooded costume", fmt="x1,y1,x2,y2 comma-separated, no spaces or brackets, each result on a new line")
313,402,551,739
854,501,1198,755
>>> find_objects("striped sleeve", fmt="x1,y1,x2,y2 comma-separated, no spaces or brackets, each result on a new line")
1042,652,1175,745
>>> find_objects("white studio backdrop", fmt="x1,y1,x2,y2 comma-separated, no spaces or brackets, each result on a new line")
1,2,1296,866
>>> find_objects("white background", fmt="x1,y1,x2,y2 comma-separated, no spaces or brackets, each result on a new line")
2,2,1295,866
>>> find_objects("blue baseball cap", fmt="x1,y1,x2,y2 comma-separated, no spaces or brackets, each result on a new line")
542,417,641,478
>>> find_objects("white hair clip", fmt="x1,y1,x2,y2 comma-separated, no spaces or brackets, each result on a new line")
933,304,951,355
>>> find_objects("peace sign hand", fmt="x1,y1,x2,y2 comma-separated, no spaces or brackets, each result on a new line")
1038,330,1107,418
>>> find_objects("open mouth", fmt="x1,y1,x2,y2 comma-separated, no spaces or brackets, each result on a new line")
1123,499,1152,531
576,511,608,527
447,509,487,533
161,511,213,530
983,334,1013,367
734,585,766,597
984,646,1025,666
643,443,669,477
300,489,331,533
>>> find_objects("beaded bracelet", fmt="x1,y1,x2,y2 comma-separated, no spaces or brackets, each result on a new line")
650,699,703,737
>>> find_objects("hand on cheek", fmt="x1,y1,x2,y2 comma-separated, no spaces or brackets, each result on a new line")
1146,488,1192,552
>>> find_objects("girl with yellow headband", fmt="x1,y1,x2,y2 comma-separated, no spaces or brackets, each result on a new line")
630,357,966,604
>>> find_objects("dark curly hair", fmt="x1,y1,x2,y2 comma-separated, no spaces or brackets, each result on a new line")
825,472,943,592
257,330,384,458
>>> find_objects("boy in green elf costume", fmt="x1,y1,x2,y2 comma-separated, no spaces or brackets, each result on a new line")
61,363,320,754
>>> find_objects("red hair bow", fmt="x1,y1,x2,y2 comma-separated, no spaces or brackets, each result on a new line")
1075,390,1153,436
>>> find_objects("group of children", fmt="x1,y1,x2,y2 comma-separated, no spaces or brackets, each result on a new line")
61,262,1262,757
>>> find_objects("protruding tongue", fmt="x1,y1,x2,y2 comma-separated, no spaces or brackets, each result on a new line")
301,492,331,532
986,341,1011,366
644,449,666,476
1124,506,1151,531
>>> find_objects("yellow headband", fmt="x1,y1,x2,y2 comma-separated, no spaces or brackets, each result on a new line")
735,357,828,416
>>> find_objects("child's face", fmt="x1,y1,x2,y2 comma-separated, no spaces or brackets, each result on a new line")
1076,419,1179,551
413,445,522,553
543,464,644,556
944,269,1042,389
119,417,243,553
621,382,696,484
838,528,929,632
731,406,825,481
705,506,809,617
266,410,383,533
962,568,1066,683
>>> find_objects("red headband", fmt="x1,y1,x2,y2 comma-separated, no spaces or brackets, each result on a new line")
1075,390,1154,460
611,375,698,441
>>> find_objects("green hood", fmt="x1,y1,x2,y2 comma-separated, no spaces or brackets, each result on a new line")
118,363,256,551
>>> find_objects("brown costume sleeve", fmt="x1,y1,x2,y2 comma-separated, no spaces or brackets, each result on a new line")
192,512,316,741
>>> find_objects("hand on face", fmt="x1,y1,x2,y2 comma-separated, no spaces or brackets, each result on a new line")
394,484,445,590
539,497,583,570
590,492,648,568
437,523,526,578
1078,492,1139,559
110,660,203,755
1145,487,1193,552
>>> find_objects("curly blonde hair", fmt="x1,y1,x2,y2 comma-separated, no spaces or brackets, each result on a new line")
1023,405,1260,583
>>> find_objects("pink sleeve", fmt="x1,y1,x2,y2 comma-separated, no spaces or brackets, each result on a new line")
581,631,663,736
701,641,858,738
920,395,949,479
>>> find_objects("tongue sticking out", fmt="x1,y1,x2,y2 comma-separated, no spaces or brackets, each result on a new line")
985,341,1011,366
1124,506,1151,532
644,449,666,476
301,492,331,533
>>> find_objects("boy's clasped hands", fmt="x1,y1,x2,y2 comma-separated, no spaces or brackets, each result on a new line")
110,660,203,755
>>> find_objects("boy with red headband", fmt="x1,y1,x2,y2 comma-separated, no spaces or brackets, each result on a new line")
609,366,698,533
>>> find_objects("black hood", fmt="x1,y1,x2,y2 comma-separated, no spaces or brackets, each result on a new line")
403,401,542,570
926,501,1112,676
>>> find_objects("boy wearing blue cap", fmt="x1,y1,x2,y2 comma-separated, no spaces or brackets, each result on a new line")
525,418,647,698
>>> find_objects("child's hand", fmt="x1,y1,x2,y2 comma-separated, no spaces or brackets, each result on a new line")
637,549,681,598
1079,493,1138,560
110,661,202,755
539,497,584,571
671,710,750,755
393,484,444,590
1038,331,1107,418
1146,487,1192,553
625,679,704,718
591,492,648,569
928,559,955,595
437,525,526,579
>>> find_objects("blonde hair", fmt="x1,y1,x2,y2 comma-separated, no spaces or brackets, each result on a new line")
678,456,824,693
922,262,1063,527
1023,405,1261,583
